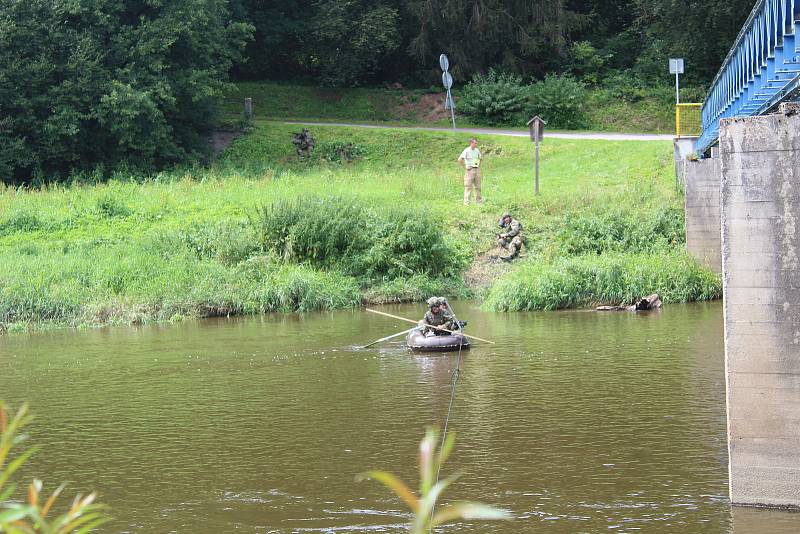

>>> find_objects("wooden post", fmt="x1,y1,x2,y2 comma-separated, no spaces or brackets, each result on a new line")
244,97,253,120
534,140,540,195
527,116,546,196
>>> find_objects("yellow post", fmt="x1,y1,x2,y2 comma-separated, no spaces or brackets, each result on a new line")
676,106,681,138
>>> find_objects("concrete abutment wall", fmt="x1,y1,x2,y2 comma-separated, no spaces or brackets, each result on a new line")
720,110,800,508
684,157,722,273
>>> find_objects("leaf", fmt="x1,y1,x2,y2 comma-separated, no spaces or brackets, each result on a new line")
72,515,113,534
0,446,39,490
28,479,42,507
431,502,512,526
58,510,109,533
0,483,16,502
418,427,437,495
41,483,66,518
412,474,458,533
356,471,418,512
436,431,456,467
0,505,36,524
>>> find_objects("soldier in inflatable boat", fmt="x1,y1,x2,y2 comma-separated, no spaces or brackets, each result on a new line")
420,297,466,336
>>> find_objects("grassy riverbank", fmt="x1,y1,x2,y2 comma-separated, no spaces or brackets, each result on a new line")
0,122,719,331
223,81,680,133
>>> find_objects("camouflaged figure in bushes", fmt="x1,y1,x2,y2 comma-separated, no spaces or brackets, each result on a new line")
292,129,315,158
498,213,523,260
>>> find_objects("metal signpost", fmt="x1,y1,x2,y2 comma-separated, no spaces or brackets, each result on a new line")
669,58,684,104
527,116,546,195
440,53,456,129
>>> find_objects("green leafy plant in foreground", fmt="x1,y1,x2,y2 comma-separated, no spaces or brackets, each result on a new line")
0,402,110,533
357,427,511,533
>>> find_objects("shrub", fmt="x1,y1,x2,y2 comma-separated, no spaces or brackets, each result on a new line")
526,75,587,129
0,1,252,183
566,41,609,85
600,72,650,103
95,192,132,218
0,210,45,236
358,211,465,279
459,70,527,126
315,141,366,163
254,196,467,282
556,208,684,255
255,197,370,268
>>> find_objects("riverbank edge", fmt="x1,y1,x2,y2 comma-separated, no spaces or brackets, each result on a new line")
0,123,721,335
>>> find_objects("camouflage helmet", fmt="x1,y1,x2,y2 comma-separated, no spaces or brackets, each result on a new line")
426,297,439,308
499,212,512,227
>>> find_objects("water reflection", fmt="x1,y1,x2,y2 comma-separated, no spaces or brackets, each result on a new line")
0,301,795,532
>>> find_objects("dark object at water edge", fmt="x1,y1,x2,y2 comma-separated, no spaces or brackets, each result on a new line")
597,293,662,312
407,330,471,352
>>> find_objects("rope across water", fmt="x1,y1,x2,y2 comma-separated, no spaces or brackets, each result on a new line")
428,318,466,533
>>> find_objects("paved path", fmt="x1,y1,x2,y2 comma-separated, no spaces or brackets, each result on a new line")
284,120,675,142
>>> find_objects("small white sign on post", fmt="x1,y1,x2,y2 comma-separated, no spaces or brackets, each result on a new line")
439,53,456,129
669,58,684,104
442,71,453,90
444,92,455,110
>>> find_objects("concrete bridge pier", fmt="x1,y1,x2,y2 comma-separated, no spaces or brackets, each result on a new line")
683,155,722,273
719,105,800,509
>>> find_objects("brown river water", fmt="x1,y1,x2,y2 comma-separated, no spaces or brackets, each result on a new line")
1,301,798,533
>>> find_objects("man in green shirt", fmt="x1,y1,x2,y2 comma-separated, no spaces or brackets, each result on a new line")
458,138,482,205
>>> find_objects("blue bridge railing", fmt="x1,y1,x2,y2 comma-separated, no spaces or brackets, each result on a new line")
697,0,800,154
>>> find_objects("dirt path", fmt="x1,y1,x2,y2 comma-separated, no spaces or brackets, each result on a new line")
463,248,517,291
283,121,675,142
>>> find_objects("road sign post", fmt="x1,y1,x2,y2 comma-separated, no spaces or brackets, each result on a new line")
527,116,546,195
439,53,456,129
669,58,684,104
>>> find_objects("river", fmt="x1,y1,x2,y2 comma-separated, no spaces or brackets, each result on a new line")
1,302,797,533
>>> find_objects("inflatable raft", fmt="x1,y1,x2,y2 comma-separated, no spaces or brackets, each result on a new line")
406,329,470,353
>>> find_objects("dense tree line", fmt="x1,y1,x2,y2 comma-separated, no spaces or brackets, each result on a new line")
0,0,251,182
1,0,755,181
235,0,755,87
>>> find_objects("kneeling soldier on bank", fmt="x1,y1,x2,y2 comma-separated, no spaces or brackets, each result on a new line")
498,212,523,261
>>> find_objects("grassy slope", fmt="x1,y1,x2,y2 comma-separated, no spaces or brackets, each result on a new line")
0,123,718,331
224,82,679,133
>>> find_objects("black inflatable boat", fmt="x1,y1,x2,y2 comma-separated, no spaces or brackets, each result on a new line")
406,329,470,353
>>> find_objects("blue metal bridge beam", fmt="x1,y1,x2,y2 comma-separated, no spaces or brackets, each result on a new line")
697,0,800,154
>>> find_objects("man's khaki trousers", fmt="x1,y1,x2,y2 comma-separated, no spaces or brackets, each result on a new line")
463,167,482,204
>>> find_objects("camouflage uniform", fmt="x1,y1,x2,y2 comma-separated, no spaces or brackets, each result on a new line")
498,214,524,258
428,297,454,319
421,298,456,335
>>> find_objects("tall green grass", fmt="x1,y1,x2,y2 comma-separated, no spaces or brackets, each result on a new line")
554,207,685,255
483,252,721,311
0,223,361,328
